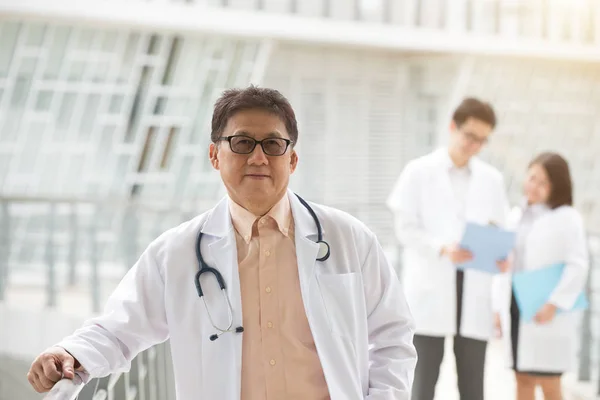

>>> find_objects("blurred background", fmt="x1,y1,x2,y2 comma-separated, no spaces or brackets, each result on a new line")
0,0,599,399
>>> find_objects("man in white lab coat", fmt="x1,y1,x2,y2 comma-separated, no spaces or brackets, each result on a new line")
27,86,417,400
386,98,509,400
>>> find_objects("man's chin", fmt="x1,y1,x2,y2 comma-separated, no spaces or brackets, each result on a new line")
242,184,273,198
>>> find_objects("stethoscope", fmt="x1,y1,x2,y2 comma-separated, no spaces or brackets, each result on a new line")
194,194,330,341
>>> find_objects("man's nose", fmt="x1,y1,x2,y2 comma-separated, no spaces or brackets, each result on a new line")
248,144,268,164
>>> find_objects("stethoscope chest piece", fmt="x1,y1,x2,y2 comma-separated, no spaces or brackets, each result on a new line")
317,240,330,262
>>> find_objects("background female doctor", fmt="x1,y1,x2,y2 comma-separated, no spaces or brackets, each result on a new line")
497,152,589,400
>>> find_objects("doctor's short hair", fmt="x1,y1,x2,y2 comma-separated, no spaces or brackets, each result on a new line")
211,85,299,144
529,152,573,209
452,97,497,128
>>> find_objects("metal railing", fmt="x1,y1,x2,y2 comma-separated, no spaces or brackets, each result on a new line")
43,372,87,400
1,196,598,399
41,343,175,400
579,233,600,396
0,195,218,311
0,195,396,311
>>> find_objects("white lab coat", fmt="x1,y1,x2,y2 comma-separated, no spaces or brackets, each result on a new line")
386,148,509,341
56,190,417,400
497,205,589,372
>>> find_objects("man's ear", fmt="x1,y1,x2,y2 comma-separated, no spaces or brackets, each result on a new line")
290,150,298,173
449,120,457,133
209,143,219,170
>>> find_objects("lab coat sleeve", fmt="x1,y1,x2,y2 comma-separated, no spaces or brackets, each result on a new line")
386,162,445,257
549,209,589,310
362,234,417,399
491,175,512,313
55,242,169,378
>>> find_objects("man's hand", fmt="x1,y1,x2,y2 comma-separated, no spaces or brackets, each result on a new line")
534,303,558,324
27,346,82,393
496,259,511,273
441,244,473,264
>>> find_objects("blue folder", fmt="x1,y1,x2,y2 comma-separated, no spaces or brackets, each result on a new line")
456,222,516,274
512,263,589,322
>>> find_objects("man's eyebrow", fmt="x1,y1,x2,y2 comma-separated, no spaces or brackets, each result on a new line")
233,130,253,137
266,131,284,138
233,130,285,138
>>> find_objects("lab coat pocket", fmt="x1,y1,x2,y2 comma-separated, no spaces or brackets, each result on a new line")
316,272,362,339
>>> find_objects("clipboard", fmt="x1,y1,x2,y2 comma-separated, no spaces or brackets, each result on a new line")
456,222,516,274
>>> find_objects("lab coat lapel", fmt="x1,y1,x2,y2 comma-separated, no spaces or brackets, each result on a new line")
201,197,241,325
464,159,492,225
464,160,480,221
289,191,320,293
289,191,346,395
200,196,243,400
432,149,458,214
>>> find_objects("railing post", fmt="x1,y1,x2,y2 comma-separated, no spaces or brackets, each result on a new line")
46,202,57,308
90,205,101,314
164,341,176,398
147,347,158,400
41,371,88,400
591,236,600,397
0,200,10,302
395,243,404,283
130,356,146,400
578,237,593,381
156,343,169,400
123,204,139,271
68,203,78,286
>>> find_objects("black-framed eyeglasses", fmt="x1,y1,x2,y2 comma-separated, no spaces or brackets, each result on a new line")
461,130,488,145
217,135,293,156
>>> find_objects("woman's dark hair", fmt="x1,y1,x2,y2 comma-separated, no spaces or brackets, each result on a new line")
529,152,573,209
452,97,497,128
211,85,298,144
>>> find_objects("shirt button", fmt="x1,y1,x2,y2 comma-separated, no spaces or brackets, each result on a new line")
260,219,267,225
244,235,250,241
269,359,276,366
265,286,272,293
267,321,273,328
265,250,271,257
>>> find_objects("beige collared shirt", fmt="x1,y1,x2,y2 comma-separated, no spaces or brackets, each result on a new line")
229,193,330,400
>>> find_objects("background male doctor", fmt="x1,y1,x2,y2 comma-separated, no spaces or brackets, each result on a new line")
386,98,509,400
27,86,417,400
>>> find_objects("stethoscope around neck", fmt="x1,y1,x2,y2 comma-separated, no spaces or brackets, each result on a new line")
194,193,330,341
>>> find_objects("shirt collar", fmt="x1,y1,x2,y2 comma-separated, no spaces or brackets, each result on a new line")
519,197,550,215
229,193,292,244
439,148,472,173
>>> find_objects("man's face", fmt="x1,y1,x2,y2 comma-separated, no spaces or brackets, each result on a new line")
449,117,493,161
209,109,298,213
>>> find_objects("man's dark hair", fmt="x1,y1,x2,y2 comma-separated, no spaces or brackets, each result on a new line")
211,85,298,144
529,152,573,209
452,97,497,128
